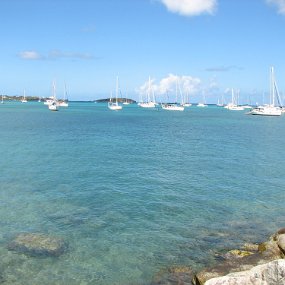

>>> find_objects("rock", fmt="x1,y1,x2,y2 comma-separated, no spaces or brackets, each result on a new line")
193,228,285,285
241,243,259,252
258,239,283,260
277,234,285,255
277,228,285,235
223,249,255,260
204,259,285,285
8,233,67,257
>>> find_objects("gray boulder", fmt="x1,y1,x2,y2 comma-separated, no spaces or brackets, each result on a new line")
204,259,285,285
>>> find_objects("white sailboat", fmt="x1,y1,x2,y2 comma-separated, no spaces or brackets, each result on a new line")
161,103,185,111
182,91,192,107
161,78,184,111
249,67,282,116
1,95,4,104
140,77,156,108
226,89,244,111
58,83,69,107
216,94,225,107
123,99,130,105
197,92,207,107
48,81,58,111
108,76,122,110
21,90,28,103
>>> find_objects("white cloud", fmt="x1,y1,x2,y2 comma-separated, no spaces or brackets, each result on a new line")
19,51,42,60
18,50,94,60
137,74,202,97
266,0,285,14
160,0,217,16
48,50,93,60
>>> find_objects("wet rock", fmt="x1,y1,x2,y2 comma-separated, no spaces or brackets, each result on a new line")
258,239,282,259
277,234,285,255
241,243,259,252
204,259,285,285
222,249,255,260
193,228,285,285
277,228,285,235
7,233,67,257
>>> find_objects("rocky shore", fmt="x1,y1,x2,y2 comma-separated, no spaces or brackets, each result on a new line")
152,227,285,285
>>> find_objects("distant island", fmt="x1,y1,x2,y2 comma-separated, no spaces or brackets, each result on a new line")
1,95,50,102
95,98,137,104
1,95,137,104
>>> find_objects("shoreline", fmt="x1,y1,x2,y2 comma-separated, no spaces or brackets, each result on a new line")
151,227,285,285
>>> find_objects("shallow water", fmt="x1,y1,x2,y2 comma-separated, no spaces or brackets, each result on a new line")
0,102,284,284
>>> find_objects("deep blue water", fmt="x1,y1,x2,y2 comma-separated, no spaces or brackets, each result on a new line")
0,102,285,284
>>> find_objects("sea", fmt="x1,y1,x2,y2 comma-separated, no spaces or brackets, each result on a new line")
0,101,284,285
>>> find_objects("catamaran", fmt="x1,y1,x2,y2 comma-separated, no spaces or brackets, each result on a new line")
249,67,282,116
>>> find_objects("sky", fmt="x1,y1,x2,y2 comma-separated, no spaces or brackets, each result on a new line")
1,0,285,103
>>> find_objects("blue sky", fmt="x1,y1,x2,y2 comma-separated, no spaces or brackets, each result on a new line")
1,0,285,103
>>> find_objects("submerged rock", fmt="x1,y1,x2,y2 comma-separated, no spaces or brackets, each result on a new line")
151,266,194,285
7,233,67,257
222,249,255,260
204,259,285,285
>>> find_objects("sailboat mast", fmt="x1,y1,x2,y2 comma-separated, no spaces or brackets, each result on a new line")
175,78,178,103
116,76,119,104
64,83,67,101
52,81,57,100
270,67,274,106
148,76,151,102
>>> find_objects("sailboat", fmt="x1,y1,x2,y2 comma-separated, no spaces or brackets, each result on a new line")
140,77,156,108
1,94,4,104
197,92,207,107
58,83,69,107
226,89,244,111
216,94,224,107
21,90,28,103
108,76,122,110
182,90,192,107
123,91,130,105
161,78,184,111
249,67,282,116
123,98,130,105
48,81,58,111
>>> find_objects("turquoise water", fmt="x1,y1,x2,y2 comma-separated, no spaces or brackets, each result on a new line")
0,102,285,284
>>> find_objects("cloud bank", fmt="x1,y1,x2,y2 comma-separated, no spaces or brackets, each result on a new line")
138,74,201,96
18,50,94,60
266,0,285,14
160,0,217,16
